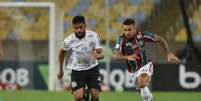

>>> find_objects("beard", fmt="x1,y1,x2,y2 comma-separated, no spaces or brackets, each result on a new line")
75,31,86,39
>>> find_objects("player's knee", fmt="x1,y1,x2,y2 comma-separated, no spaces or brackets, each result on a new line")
138,80,148,88
138,82,147,88
73,90,85,101
138,74,150,88
138,78,148,88
74,95,84,101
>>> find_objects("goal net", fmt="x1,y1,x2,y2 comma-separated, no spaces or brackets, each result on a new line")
0,2,64,91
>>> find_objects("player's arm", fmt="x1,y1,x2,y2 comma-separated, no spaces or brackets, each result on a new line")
154,35,171,53
92,48,104,60
57,37,70,80
112,36,139,61
113,51,128,60
113,51,139,61
57,36,72,80
91,34,104,60
154,35,180,63
57,49,65,80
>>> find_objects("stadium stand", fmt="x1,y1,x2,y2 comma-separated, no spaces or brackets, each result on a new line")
175,4,201,42
0,0,166,61
0,0,157,42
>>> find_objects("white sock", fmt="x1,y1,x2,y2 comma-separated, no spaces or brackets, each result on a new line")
140,86,153,101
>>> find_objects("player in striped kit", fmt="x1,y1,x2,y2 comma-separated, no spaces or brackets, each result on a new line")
113,18,180,101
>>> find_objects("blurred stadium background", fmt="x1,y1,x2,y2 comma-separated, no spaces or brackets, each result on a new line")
0,0,201,101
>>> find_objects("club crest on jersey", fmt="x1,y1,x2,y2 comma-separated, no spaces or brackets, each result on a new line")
115,44,120,49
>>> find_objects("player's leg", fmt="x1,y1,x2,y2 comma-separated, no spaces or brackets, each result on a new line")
137,62,153,101
64,83,72,91
89,88,100,101
138,73,150,88
85,73,103,101
71,70,86,101
84,73,102,101
86,67,102,101
64,81,89,101
84,85,91,101
72,88,85,101
138,73,152,101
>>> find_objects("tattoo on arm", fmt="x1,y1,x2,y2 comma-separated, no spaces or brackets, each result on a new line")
155,35,171,53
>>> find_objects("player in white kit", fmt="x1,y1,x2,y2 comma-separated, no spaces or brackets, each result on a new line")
57,15,104,101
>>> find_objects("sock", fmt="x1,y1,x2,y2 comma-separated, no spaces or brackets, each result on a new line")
91,98,99,101
140,86,153,101
84,89,90,101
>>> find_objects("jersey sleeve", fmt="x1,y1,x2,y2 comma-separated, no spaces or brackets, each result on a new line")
62,37,71,51
94,34,102,49
143,31,157,43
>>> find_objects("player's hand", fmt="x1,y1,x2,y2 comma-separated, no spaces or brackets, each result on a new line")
127,54,140,61
64,84,72,91
91,51,102,59
57,71,63,80
91,51,97,59
167,52,181,63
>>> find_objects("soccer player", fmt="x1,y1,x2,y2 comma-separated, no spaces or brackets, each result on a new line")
57,15,104,101
113,18,180,101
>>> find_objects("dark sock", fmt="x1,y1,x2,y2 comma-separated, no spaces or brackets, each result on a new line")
84,89,90,101
91,98,99,101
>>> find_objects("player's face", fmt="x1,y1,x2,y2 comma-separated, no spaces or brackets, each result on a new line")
73,23,86,39
123,24,136,39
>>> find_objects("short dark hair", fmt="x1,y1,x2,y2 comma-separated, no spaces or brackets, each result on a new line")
123,18,135,25
72,15,86,24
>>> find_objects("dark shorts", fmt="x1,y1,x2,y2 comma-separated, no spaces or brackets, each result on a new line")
71,66,102,92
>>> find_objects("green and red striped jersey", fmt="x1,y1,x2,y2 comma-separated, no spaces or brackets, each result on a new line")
114,31,157,73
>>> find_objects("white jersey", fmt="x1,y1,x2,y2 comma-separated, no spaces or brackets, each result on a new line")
62,30,102,71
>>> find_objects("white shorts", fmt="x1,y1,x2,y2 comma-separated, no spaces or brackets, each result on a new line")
128,62,153,89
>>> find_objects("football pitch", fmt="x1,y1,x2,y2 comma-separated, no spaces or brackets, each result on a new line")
0,90,201,101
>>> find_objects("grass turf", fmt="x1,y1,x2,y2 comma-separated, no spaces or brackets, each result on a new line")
0,90,201,101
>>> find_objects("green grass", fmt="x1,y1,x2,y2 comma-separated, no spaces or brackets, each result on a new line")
0,90,201,101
